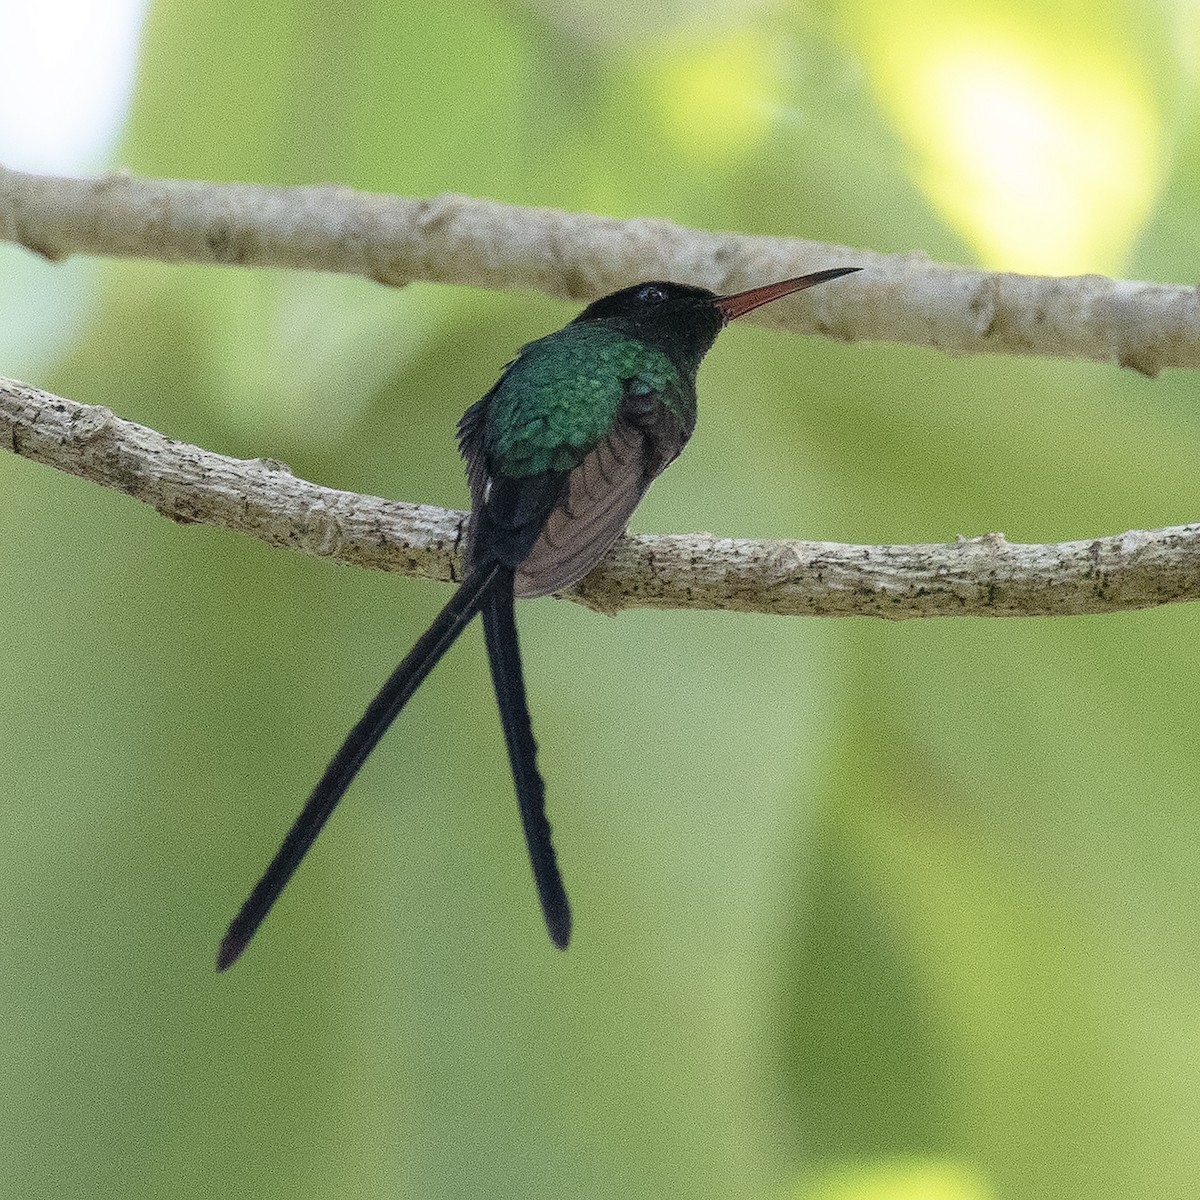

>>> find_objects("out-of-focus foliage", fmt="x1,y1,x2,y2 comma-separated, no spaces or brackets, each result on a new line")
2,1,1199,1197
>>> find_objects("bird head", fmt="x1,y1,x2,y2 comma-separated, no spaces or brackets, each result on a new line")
571,267,860,370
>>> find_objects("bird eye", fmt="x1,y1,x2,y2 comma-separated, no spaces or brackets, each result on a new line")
637,285,666,304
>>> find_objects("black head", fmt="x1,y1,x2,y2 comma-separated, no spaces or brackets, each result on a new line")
571,281,723,368
570,268,861,371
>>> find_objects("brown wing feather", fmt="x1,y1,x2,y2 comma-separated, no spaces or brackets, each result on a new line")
514,405,686,598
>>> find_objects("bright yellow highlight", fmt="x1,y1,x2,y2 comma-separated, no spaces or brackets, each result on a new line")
803,1158,991,1200
861,18,1162,274
653,31,779,164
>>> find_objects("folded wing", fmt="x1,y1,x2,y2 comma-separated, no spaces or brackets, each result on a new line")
515,398,690,597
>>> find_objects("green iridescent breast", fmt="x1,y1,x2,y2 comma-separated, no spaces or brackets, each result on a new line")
485,323,685,477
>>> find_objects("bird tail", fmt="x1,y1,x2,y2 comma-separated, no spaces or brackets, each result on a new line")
218,562,504,971
482,574,572,948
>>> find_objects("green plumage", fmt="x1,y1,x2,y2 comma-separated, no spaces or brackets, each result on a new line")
217,269,859,970
485,324,688,476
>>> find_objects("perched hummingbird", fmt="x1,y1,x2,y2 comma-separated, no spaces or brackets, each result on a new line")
217,265,860,970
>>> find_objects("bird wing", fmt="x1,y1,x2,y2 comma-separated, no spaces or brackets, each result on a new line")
513,393,691,598
459,327,694,597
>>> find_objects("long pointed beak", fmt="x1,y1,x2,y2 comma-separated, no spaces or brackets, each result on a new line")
713,266,861,322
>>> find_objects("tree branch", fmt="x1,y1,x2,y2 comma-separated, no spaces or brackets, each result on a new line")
4,375,1198,620
3,163,1199,376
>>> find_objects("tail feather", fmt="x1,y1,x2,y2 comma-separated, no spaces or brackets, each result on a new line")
218,563,503,970
482,573,572,948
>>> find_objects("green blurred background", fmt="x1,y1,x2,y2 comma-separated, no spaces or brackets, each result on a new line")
2,1,1199,1196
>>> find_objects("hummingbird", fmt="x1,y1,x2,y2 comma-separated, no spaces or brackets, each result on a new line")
217,265,860,970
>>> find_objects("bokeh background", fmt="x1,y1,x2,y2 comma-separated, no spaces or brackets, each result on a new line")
2,1,1199,1196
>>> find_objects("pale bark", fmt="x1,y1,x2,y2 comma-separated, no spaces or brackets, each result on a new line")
5,375,1198,620
3,164,1199,375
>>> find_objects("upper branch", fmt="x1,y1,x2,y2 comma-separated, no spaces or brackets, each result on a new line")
4,375,1198,620
2,164,1198,376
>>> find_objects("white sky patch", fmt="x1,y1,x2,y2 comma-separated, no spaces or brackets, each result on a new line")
0,0,149,378
0,0,150,172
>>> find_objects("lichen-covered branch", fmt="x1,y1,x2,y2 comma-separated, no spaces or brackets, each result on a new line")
4,375,1199,619
2,164,1199,376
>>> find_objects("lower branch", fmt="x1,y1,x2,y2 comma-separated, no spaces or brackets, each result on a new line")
3,375,1198,619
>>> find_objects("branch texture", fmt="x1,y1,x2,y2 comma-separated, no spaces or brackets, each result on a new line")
4,376,1199,620
3,164,1199,376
